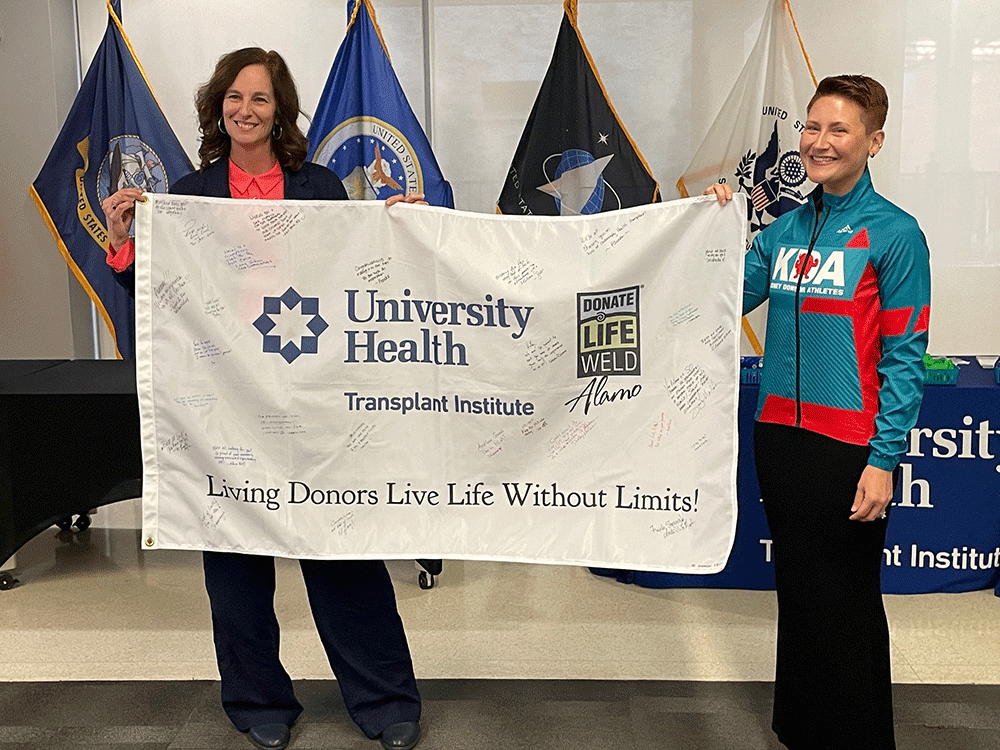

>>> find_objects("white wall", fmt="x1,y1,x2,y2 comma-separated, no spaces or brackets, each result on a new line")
0,0,98,359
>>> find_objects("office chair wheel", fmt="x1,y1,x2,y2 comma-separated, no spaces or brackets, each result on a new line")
418,570,435,590
74,513,91,531
55,517,74,532
0,572,17,591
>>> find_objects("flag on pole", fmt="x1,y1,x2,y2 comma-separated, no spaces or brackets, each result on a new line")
496,0,659,215
307,0,454,208
677,0,817,231
30,0,192,359
676,0,817,354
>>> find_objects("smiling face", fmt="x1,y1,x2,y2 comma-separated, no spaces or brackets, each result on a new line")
799,95,884,196
222,64,276,157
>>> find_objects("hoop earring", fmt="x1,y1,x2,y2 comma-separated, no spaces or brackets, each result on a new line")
218,116,227,136
272,122,283,141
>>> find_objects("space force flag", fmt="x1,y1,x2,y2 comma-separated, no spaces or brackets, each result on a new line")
496,0,659,215
30,0,192,359
307,0,454,208
677,0,817,238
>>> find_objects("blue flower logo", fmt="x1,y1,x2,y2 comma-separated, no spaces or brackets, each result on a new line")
253,287,328,364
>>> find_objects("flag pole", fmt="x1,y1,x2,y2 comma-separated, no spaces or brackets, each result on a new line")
742,0,814,356
742,0,813,356
71,0,104,359
784,0,817,86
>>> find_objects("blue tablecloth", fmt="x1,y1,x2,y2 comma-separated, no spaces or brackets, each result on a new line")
594,362,1000,595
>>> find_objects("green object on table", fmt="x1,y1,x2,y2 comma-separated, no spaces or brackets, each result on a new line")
923,354,957,384
923,354,956,370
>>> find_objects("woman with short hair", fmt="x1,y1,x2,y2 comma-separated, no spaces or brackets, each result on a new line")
708,75,931,749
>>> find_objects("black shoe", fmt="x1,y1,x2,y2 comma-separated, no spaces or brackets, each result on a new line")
247,723,290,750
379,720,421,750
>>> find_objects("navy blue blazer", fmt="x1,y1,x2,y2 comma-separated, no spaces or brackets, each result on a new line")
172,158,348,201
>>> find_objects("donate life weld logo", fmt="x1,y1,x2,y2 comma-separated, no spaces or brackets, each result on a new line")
576,286,641,378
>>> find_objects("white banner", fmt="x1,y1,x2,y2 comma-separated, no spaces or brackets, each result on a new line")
136,194,746,573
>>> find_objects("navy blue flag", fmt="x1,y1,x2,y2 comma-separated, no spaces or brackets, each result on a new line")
497,0,659,215
30,0,192,359
307,0,454,207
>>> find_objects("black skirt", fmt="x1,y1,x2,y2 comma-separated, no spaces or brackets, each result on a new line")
754,421,895,750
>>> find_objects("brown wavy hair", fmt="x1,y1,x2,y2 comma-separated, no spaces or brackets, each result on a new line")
807,75,889,134
194,48,309,171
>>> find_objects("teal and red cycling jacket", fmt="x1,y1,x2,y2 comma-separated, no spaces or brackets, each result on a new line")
743,169,931,471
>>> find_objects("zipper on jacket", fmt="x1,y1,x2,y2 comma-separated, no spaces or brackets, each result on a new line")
794,197,830,427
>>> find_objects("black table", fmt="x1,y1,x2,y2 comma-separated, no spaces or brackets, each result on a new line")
0,360,142,589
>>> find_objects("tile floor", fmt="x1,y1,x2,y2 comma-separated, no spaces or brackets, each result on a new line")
1,523,998,749
2,527,998,685
2,679,999,749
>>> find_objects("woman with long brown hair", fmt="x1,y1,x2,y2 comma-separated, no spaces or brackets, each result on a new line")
102,48,424,750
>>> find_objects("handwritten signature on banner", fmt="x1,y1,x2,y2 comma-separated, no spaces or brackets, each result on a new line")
138,194,744,570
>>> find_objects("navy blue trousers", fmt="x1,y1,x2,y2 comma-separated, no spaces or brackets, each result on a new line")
203,552,421,737
754,422,895,750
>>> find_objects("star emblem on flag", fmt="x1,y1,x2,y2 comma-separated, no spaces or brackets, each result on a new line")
537,151,614,215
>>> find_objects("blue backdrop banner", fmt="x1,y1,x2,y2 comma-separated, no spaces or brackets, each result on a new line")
594,363,1000,595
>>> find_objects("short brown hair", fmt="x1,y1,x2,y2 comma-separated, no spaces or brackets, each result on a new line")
194,47,309,171
807,75,888,133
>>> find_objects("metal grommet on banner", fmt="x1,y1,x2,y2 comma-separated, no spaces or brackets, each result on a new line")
145,536,155,547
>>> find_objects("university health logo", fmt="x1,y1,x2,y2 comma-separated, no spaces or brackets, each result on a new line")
253,287,329,364
733,120,809,235
312,116,421,200
576,286,640,378
96,135,169,211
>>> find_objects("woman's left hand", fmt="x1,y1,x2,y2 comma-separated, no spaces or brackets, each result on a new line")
703,182,734,206
385,192,428,206
101,187,146,250
850,465,894,521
